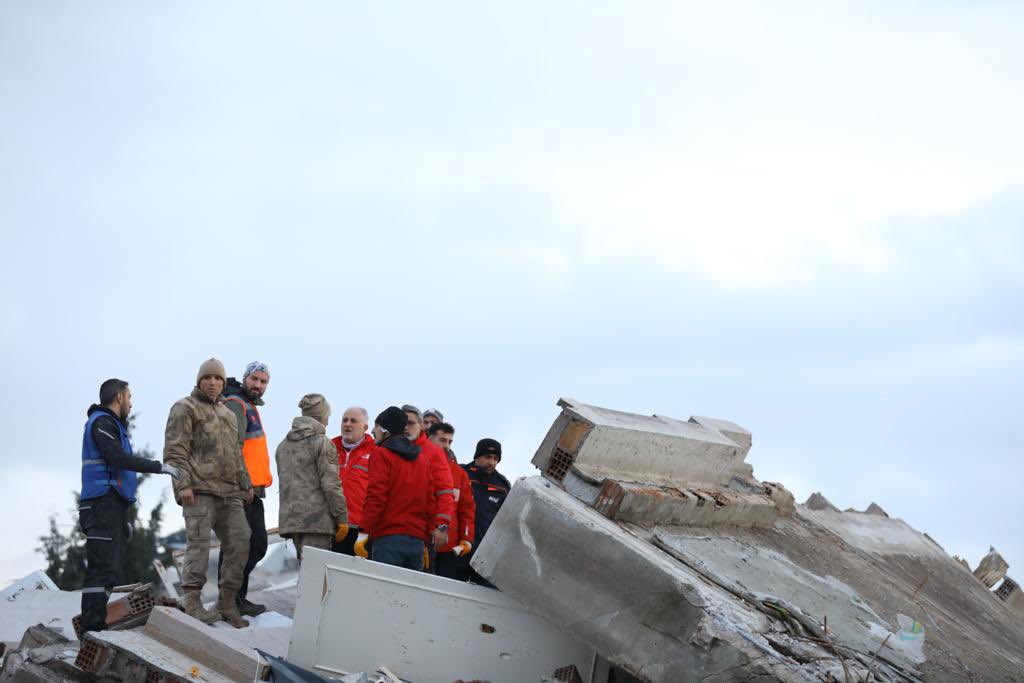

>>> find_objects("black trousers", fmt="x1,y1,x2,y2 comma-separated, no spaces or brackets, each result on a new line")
217,496,267,601
79,491,129,632
331,526,359,556
434,551,460,579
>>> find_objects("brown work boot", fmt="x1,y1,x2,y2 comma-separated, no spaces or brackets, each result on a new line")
180,590,219,625
216,589,249,628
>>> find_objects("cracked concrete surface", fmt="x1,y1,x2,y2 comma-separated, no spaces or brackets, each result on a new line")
475,399,1024,682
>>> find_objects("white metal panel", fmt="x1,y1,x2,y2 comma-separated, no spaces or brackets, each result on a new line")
288,548,599,683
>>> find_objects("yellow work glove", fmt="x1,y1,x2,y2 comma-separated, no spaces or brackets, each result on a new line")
452,540,473,557
423,546,430,570
354,533,369,558
335,523,349,542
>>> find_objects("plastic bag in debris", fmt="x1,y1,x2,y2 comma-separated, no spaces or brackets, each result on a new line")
896,613,925,661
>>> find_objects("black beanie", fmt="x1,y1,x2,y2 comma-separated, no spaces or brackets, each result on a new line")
474,438,502,461
375,406,408,435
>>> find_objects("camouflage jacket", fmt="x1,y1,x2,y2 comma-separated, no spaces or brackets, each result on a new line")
163,388,252,501
276,416,347,536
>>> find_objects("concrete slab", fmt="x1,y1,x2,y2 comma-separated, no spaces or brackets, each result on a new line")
0,590,80,646
288,548,603,683
652,532,922,672
471,477,807,682
78,629,238,683
798,507,949,561
592,479,779,528
144,606,267,681
0,571,59,601
532,399,750,490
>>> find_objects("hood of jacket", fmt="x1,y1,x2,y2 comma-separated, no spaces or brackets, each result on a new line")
223,377,265,406
381,434,421,461
86,404,125,426
287,415,326,441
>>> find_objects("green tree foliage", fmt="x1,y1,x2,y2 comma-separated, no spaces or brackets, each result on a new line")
37,415,165,590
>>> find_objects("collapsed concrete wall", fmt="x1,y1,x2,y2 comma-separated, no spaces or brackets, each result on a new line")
532,399,752,490
474,398,1024,682
974,546,1009,588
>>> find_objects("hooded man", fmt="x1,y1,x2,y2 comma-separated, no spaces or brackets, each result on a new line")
330,406,375,556
164,358,254,628
218,361,272,616
357,406,434,570
276,394,348,564
460,438,511,587
78,379,180,633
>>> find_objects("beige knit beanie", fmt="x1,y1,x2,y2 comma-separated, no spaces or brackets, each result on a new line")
298,393,331,422
196,357,227,385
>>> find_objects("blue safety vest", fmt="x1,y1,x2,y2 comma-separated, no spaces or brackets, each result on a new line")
81,411,138,503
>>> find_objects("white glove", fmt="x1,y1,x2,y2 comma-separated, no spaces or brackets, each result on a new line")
161,464,181,479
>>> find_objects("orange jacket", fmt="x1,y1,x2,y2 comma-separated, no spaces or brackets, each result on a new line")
222,386,272,488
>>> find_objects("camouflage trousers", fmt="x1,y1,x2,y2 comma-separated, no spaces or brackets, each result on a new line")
181,494,250,592
292,533,332,565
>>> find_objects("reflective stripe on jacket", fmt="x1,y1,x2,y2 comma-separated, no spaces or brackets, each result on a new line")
222,389,273,487
412,432,456,530
81,411,138,503
439,458,475,553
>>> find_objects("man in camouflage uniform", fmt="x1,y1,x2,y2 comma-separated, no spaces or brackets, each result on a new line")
164,358,254,628
276,394,348,564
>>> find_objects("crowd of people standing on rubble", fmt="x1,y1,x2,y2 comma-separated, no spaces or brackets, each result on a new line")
77,358,511,632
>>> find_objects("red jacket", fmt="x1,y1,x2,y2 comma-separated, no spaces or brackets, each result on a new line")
361,436,432,542
412,432,456,531
331,433,375,528
439,455,475,553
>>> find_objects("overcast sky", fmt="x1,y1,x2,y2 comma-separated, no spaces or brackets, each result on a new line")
2,1,1022,587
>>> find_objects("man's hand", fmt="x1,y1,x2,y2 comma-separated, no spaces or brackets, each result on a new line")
245,489,254,505
452,540,472,557
160,464,181,480
431,526,448,548
335,523,349,542
178,488,195,506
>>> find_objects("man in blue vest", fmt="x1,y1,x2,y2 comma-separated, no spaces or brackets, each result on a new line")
79,378,181,633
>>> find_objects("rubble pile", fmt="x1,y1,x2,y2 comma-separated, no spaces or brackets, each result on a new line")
472,399,1024,681
2,397,1023,682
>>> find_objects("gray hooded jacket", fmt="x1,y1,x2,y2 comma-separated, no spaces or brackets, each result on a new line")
275,416,347,536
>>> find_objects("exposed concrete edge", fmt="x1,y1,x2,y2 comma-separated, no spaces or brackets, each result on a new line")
144,607,259,681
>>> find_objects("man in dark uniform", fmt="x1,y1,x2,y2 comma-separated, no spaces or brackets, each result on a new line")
79,379,180,633
460,438,511,587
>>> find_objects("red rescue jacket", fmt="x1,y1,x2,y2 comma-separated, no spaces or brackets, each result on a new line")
439,454,475,553
361,436,431,542
331,433,375,529
412,432,456,531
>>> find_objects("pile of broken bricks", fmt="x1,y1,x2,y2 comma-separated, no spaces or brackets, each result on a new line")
2,397,1023,682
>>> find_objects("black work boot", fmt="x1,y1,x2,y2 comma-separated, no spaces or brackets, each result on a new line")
238,597,266,617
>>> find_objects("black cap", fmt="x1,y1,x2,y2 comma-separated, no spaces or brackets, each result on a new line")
375,406,409,435
474,438,502,461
